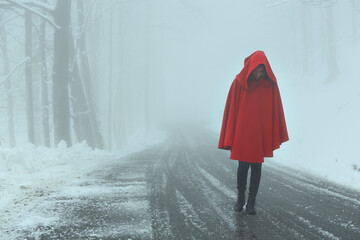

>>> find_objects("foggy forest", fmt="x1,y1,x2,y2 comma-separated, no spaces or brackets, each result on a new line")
0,0,358,150
1,0,360,239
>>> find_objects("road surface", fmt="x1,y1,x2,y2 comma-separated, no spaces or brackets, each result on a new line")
7,128,360,239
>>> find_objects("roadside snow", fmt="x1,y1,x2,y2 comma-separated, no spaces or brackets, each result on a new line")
0,130,166,239
273,72,360,191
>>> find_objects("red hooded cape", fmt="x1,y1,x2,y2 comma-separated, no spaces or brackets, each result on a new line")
218,51,289,163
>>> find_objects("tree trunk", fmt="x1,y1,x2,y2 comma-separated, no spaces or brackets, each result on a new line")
324,6,339,82
68,38,94,147
39,9,50,147
52,0,72,146
77,0,104,149
352,6,358,44
301,4,313,76
114,1,128,148
0,13,16,147
144,1,150,132
108,5,113,150
68,0,104,149
25,10,35,144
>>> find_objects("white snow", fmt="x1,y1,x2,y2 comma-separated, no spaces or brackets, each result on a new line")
273,59,360,191
298,216,341,240
0,130,165,239
197,166,236,199
1,0,360,238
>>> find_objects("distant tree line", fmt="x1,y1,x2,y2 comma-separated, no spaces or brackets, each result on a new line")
0,0,103,149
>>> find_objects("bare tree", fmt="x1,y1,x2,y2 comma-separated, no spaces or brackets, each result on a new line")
299,1,339,81
25,10,35,144
301,4,313,75
68,0,104,149
39,4,50,147
1,0,113,148
271,0,339,81
1,0,58,146
68,37,100,148
144,1,150,132
349,0,359,44
108,4,113,149
52,0,72,146
324,5,339,82
76,0,104,149
0,13,16,147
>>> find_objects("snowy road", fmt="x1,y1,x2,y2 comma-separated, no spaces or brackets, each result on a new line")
5,128,360,239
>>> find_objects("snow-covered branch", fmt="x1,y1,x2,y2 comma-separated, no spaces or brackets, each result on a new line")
75,0,97,41
267,0,337,8
301,0,337,6
0,57,28,88
2,0,59,29
25,0,56,12
3,0,55,13
267,0,290,8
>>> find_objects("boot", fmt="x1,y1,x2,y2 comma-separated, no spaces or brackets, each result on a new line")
245,195,256,215
245,163,261,215
234,192,245,212
235,162,250,212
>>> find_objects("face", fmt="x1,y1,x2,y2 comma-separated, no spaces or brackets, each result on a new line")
252,65,265,80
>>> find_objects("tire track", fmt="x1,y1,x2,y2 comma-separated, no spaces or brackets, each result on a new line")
147,133,253,239
148,128,360,239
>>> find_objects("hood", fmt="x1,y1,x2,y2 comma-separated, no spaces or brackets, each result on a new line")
235,50,277,89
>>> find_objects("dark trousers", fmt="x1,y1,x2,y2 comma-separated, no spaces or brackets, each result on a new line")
237,161,262,197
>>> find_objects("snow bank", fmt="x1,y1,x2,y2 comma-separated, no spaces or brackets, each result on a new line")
0,130,166,238
271,35,360,191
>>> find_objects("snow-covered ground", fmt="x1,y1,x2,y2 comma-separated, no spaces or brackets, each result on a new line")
273,40,360,191
1,55,360,238
2,75,360,239
274,70,360,192
0,130,166,239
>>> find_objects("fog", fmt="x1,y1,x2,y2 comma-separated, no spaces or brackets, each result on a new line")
2,2,360,238
0,0,359,152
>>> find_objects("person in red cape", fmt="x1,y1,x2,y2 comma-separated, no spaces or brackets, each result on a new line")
218,50,289,214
